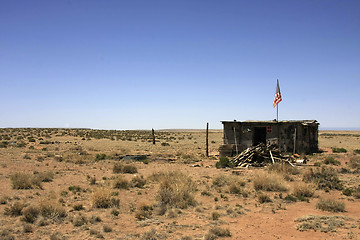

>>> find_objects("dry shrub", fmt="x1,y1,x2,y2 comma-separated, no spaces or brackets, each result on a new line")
211,211,221,220
92,188,119,208
303,167,343,190
72,214,87,226
10,172,42,189
4,201,25,217
103,225,112,232
113,176,129,189
113,163,123,173
212,175,232,187
295,215,348,232
258,193,272,203
316,198,345,212
50,232,67,240
113,163,138,174
253,172,288,192
205,227,231,239
36,171,55,182
292,182,316,198
0,229,15,240
141,228,159,240
349,156,360,169
156,171,197,209
22,205,40,223
23,224,33,233
268,163,300,175
135,203,153,220
130,175,146,188
212,175,245,193
38,199,67,220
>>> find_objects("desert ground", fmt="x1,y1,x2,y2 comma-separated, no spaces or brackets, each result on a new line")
0,128,359,240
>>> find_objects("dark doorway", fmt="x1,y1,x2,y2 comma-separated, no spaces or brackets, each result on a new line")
253,127,266,145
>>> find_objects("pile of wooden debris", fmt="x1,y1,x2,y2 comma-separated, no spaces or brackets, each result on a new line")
230,143,295,167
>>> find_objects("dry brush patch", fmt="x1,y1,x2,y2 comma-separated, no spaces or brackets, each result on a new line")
91,188,120,209
1,128,360,239
295,215,351,232
253,171,288,192
154,171,197,209
303,166,343,191
316,198,346,212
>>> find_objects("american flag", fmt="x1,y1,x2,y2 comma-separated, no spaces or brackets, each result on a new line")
273,79,282,107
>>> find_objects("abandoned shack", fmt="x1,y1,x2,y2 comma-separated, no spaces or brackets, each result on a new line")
220,120,319,156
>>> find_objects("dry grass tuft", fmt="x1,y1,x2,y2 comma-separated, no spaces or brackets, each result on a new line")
22,205,40,223
135,203,153,220
295,215,348,232
258,193,272,203
113,163,138,174
10,173,42,189
130,175,146,188
72,214,87,227
91,188,120,208
156,171,197,209
292,182,316,198
38,199,67,220
4,201,25,217
303,167,343,190
349,155,360,169
205,226,231,239
253,172,288,192
316,198,345,212
268,163,300,175
113,176,129,189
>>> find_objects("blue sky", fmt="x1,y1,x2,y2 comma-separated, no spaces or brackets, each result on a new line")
1,0,359,130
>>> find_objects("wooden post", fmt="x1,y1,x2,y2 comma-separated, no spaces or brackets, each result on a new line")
206,123,209,157
293,127,297,154
152,128,155,145
233,126,239,155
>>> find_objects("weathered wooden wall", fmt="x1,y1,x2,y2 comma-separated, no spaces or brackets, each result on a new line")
221,120,318,156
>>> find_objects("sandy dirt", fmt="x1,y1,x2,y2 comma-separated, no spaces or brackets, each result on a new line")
0,129,359,240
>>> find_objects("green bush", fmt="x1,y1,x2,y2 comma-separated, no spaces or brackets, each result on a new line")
342,188,353,196
323,157,341,166
284,194,297,202
95,153,107,161
68,185,82,194
216,157,233,169
0,141,9,148
332,148,347,153
354,149,360,154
